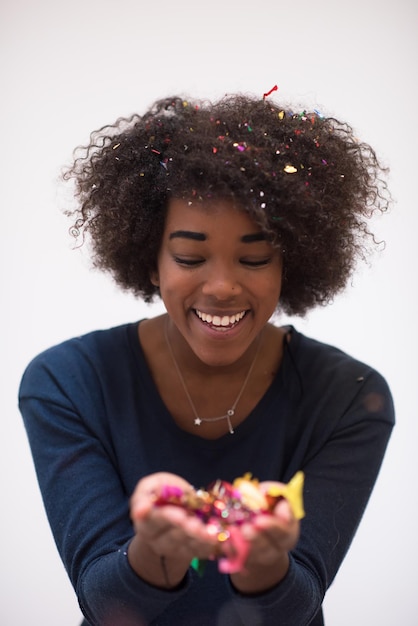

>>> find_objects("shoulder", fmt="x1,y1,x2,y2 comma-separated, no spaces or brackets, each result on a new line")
284,326,394,425
19,322,140,400
288,326,385,381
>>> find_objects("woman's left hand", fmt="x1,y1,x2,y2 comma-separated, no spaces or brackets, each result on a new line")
227,482,300,594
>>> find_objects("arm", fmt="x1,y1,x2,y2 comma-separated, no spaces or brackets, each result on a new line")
18,346,195,626
229,370,394,625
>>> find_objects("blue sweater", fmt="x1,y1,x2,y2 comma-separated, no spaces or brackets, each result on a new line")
19,323,394,625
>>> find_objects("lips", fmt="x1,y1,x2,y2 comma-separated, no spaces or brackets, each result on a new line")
194,309,247,328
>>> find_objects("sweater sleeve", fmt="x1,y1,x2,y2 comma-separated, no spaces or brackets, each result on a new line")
18,342,194,626
229,367,394,625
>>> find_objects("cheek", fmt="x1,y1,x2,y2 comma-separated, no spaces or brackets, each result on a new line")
256,276,282,312
256,267,282,297
155,256,176,292
157,269,194,305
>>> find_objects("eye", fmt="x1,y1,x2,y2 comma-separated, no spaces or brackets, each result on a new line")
241,258,272,267
173,256,204,267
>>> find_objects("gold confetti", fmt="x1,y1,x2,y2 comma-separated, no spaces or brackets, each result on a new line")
266,471,305,520
284,165,298,174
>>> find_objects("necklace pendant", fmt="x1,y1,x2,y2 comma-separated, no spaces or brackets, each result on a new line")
194,417,202,426
226,412,235,435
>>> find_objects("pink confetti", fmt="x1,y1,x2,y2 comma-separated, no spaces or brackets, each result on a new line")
218,526,251,574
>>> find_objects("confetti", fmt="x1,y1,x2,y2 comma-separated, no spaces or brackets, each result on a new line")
284,165,298,174
233,142,246,152
263,84,278,99
153,472,305,574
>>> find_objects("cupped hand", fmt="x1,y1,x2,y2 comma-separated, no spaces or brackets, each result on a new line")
128,472,219,587
227,481,301,593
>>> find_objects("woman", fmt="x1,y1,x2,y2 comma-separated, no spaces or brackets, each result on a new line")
19,94,394,625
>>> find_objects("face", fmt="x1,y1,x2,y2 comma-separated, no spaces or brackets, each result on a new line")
153,198,283,368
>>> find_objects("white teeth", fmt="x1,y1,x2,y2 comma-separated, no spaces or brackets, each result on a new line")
195,310,246,327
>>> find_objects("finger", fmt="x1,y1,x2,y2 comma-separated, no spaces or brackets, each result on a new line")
133,504,191,538
252,500,295,530
258,480,286,494
130,472,193,520
274,498,293,524
253,511,300,553
140,518,218,562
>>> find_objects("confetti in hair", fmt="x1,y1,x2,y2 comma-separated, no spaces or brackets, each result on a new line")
284,165,298,174
64,93,391,318
263,84,278,99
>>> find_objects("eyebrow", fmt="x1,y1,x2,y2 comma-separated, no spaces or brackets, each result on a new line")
169,230,206,241
241,232,267,243
169,230,267,243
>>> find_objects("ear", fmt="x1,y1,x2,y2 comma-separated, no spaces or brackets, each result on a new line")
150,271,160,287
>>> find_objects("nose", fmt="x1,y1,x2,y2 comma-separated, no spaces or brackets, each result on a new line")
201,264,242,300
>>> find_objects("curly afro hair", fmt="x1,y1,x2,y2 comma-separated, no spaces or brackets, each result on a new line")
64,93,390,316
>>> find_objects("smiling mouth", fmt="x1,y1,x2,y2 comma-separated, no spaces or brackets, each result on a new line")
194,309,247,328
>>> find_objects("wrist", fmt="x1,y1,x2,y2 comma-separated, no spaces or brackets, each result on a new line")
229,552,289,595
127,535,189,589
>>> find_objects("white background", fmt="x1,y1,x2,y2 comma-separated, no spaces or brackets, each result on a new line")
1,1,417,624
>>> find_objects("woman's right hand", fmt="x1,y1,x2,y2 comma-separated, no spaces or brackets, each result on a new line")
128,472,219,588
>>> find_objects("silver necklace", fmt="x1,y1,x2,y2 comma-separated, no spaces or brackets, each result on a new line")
164,320,260,435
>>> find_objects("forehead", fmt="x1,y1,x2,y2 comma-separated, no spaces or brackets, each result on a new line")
164,197,261,235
